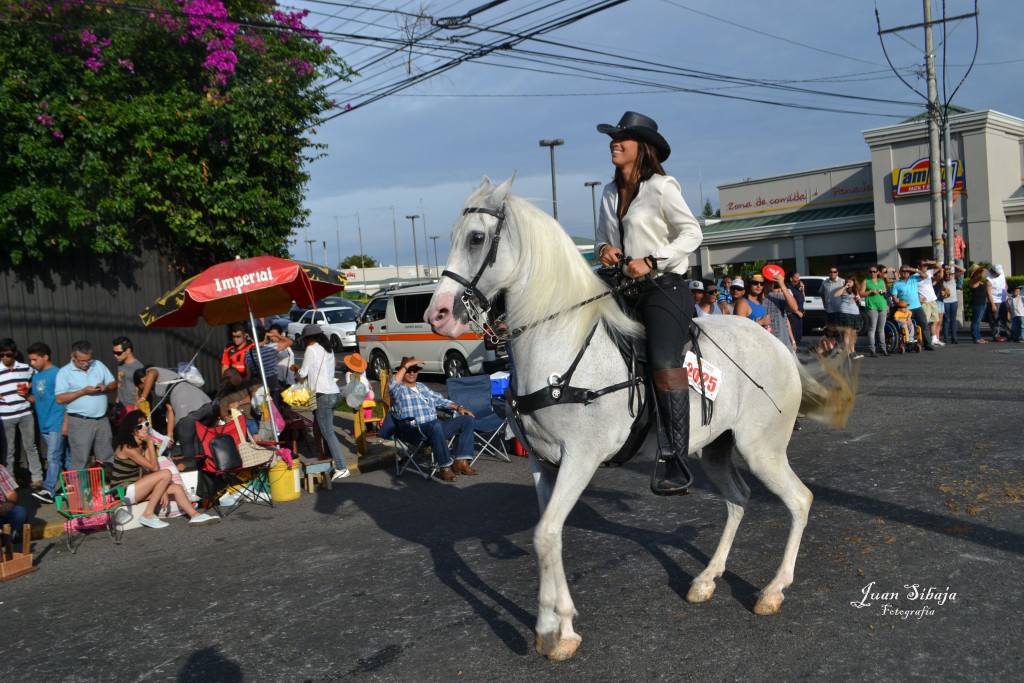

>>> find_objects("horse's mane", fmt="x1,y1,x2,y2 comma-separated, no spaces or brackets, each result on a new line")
492,192,643,348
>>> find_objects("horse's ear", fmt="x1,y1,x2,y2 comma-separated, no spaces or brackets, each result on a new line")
489,174,515,207
480,175,492,189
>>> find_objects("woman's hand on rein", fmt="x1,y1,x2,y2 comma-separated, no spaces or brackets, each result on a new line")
623,257,651,279
599,245,622,267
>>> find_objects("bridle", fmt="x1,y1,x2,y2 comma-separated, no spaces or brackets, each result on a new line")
440,204,507,342
440,202,629,343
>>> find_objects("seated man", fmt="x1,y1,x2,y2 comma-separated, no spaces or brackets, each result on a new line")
388,356,476,483
0,463,27,541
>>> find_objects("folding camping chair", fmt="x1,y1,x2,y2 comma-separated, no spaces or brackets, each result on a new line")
381,412,439,480
54,468,127,553
446,375,511,465
196,417,276,517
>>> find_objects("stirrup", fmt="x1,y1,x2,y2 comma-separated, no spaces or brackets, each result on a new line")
650,451,693,496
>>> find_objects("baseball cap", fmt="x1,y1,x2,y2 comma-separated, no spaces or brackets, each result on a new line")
688,280,704,292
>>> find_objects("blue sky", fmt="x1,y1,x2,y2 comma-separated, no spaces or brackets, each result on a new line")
285,0,1024,269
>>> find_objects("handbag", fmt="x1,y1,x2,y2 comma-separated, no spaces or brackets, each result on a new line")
208,434,242,471
231,416,276,467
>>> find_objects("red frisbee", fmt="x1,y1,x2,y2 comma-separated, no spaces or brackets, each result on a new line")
762,264,785,281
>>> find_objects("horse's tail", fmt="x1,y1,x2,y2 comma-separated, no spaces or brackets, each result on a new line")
796,353,859,429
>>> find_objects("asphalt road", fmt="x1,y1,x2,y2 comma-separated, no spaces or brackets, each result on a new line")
2,342,1022,681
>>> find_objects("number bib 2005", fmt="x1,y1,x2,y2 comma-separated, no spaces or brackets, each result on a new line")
684,351,722,401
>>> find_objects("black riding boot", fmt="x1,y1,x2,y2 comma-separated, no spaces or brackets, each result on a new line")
651,368,693,496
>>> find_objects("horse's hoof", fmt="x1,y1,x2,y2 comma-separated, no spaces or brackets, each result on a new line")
686,580,716,603
536,632,582,661
753,592,784,615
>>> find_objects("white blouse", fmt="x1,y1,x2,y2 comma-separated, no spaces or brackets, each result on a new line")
596,174,703,275
297,342,339,395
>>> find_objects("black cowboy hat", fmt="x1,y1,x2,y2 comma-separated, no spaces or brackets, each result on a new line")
597,111,671,162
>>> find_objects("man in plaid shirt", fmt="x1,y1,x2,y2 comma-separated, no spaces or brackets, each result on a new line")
0,463,28,540
388,356,477,483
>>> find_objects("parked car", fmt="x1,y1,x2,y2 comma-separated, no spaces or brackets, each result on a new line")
356,282,507,379
286,306,359,352
799,275,828,333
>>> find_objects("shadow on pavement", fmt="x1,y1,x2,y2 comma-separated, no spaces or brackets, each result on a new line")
310,477,762,653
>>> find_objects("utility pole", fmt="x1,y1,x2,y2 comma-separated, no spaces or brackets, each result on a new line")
923,0,943,262
390,206,400,278
355,212,366,290
322,240,327,267
876,2,979,266
943,122,957,268
539,139,564,220
406,215,420,277
584,180,601,245
429,235,440,273
304,239,315,263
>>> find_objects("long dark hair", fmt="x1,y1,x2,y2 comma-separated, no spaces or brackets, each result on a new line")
113,409,147,451
613,139,666,192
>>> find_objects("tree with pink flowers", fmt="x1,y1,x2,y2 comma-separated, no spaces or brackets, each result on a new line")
0,0,353,271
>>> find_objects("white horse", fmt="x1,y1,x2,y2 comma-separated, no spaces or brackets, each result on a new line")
426,177,857,661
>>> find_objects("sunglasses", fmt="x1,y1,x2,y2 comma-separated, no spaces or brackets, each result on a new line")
112,349,126,356
406,366,422,373
869,269,878,273
749,281,764,286
0,352,14,358
134,421,150,431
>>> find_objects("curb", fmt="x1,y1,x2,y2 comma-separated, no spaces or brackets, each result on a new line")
32,519,67,541
29,454,394,542
25,410,395,542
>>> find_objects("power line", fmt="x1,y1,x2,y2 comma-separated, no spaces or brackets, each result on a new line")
659,0,887,68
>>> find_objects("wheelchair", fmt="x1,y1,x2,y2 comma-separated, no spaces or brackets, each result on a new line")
884,315,920,354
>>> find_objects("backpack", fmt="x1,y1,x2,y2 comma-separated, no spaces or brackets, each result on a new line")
176,362,205,388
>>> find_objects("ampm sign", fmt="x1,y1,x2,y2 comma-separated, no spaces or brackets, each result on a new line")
891,158,965,199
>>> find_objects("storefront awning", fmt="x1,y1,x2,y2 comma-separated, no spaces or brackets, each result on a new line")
703,202,874,235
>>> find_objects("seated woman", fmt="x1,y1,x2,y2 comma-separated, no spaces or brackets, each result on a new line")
111,410,220,529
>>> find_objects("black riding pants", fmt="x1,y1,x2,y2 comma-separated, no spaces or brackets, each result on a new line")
629,273,693,372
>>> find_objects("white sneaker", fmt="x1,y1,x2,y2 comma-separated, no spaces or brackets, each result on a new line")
332,468,352,481
933,339,945,346
139,515,169,529
189,513,220,526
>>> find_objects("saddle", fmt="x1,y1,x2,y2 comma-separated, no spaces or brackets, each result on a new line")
505,269,713,469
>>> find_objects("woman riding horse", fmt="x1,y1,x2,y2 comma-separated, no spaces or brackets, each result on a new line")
595,111,703,495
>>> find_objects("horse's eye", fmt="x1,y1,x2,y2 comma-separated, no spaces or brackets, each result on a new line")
469,231,485,246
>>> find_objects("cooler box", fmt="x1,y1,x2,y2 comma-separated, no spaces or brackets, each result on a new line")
490,371,510,397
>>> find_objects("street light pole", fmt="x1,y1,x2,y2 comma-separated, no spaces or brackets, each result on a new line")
391,206,400,278
584,180,602,245
539,138,564,220
304,239,315,262
429,235,440,273
406,215,420,277
419,199,431,275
